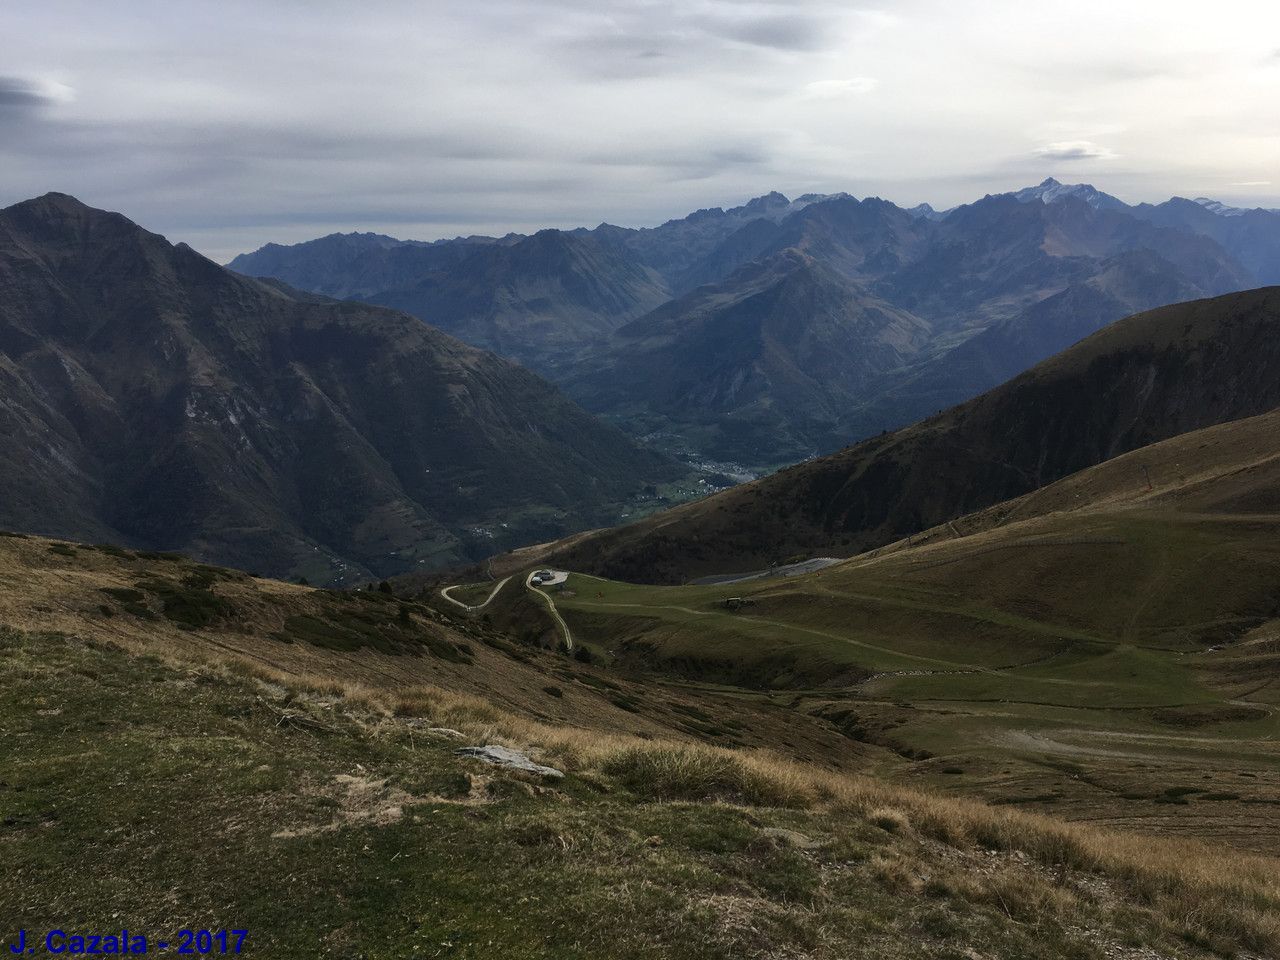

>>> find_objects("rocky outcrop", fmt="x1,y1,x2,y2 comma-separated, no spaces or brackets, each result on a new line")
454,745,564,778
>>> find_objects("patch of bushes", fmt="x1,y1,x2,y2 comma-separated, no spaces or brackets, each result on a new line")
89,543,133,558
424,635,473,664
276,613,407,655
100,588,145,603
135,551,187,562
272,605,473,663
609,693,643,713
890,742,934,761
670,703,713,722
180,570,217,590
132,578,235,630
97,587,156,620
477,632,532,661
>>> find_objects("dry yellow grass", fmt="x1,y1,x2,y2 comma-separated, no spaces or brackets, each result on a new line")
241,655,1280,951
5,531,1279,953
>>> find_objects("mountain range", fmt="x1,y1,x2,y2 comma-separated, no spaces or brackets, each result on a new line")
0,193,682,584
230,179,1280,466
7,185,1280,590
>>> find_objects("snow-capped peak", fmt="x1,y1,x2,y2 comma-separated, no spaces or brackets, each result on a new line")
1008,178,1127,211
1194,197,1251,217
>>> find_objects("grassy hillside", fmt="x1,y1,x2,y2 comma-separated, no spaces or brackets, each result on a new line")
3,526,1280,957
528,409,1280,856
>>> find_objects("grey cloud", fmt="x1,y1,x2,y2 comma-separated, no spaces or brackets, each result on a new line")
550,2,839,79
0,77,52,108
555,34,683,79
710,144,772,165
702,12,827,52
1034,141,1118,162
581,135,773,173
80,118,547,169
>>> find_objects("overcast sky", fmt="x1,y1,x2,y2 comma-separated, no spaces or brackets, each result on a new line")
3,0,1278,263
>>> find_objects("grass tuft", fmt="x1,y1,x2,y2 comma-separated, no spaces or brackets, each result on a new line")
602,744,814,807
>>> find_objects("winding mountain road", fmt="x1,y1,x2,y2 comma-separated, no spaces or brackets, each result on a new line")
439,576,511,613
439,571,575,653
525,570,573,653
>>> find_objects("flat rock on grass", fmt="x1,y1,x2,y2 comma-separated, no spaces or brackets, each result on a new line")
454,745,564,778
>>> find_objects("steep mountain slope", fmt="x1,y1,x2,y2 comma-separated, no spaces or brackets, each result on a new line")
567,250,932,462
364,228,671,376
1128,196,1280,286
874,193,1250,327
844,246,1215,431
561,193,1253,462
0,193,681,583
540,287,1280,583
226,230,443,298
594,189,836,292
751,194,936,283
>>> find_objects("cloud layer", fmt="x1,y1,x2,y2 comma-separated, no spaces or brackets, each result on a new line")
2,0,1278,261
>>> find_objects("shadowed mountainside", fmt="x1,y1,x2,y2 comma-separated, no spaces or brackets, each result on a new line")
0,193,681,584
363,228,672,378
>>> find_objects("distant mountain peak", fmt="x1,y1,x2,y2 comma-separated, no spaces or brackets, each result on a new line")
906,202,943,221
1195,197,1237,215
720,192,845,224
1009,178,1128,212
1191,197,1280,217
795,192,852,204
742,191,792,212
